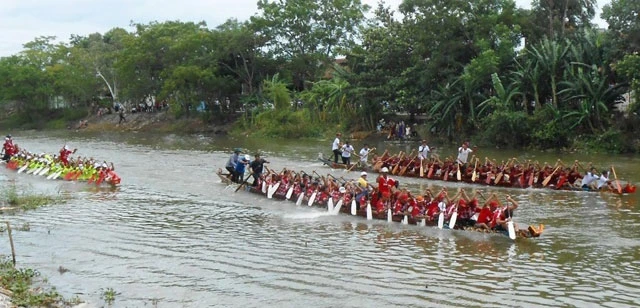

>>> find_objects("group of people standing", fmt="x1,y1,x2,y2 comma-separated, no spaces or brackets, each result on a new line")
331,132,375,168
225,148,269,186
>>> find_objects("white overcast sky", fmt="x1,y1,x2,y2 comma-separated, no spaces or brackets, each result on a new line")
0,0,611,57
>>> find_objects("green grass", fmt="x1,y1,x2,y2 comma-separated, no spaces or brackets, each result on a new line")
0,256,81,307
0,184,66,211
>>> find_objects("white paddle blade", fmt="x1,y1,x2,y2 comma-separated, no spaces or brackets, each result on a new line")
449,212,458,229
38,167,50,176
457,169,461,181
420,219,426,227
387,208,392,222
261,181,267,194
52,170,63,179
350,199,356,215
285,186,294,200
438,212,444,229
17,164,29,173
267,182,280,199
328,198,334,212
508,220,516,240
267,185,274,199
366,202,372,220
402,215,408,225
333,199,343,215
308,192,317,206
296,193,304,206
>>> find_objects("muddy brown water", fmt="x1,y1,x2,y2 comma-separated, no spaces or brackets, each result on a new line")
1,131,639,307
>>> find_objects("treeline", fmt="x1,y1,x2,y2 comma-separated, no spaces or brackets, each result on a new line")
0,0,639,151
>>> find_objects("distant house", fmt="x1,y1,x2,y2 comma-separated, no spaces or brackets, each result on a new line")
323,58,349,79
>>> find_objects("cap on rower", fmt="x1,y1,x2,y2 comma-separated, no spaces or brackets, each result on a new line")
244,154,251,161
234,148,243,153
339,187,346,193
381,167,389,173
361,171,367,176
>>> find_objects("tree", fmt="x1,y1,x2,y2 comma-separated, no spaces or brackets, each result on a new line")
602,0,640,54
251,0,369,90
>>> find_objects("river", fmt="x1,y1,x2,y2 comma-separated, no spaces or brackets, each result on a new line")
1,131,639,307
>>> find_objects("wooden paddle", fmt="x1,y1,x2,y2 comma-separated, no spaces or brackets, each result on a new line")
419,158,424,178
456,163,462,181
399,157,416,176
611,166,623,194
542,164,561,187
235,173,253,192
471,158,478,182
391,152,405,175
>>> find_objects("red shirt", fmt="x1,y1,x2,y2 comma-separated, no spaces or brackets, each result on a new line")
3,140,15,156
476,207,493,224
377,175,395,195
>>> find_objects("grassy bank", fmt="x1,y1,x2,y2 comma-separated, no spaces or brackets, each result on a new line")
0,256,82,307
0,184,66,212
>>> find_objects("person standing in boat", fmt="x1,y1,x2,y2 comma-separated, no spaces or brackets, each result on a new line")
332,133,342,164
234,155,250,184
456,141,473,165
358,144,373,168
377,167,396,202
2,135,16,162
225,148,243,182
418,140,431,160
59,144,77,166
341,141,355,165
250,154,269,187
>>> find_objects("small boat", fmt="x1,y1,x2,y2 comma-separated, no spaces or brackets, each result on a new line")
216,169,543,240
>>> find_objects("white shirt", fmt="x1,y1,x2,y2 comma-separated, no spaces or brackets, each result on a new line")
456,147,472,164
597,172,610,189
418,144,430,159
332,137,341,151
581,172,598,186
359,147,370,162
341,144,354,157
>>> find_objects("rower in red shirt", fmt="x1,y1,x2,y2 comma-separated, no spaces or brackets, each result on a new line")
59,145,77,166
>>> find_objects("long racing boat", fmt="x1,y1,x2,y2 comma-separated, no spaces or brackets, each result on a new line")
319,152,636,195
216,169,543,240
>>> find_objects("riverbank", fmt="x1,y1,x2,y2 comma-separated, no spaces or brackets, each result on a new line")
69,110,235,135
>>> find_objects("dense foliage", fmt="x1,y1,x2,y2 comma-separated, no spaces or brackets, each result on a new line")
0,0,639,152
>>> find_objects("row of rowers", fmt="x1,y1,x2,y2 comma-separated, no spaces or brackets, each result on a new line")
258,167,543,236
367,153,635,192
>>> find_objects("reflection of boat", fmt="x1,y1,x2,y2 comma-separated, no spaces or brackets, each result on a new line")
215,170,542,240
3,156,121,187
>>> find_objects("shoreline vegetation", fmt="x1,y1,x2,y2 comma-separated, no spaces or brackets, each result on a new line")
0,186,83,307
0,0,639,154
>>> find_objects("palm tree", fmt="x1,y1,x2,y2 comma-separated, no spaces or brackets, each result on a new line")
528,37,571,108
